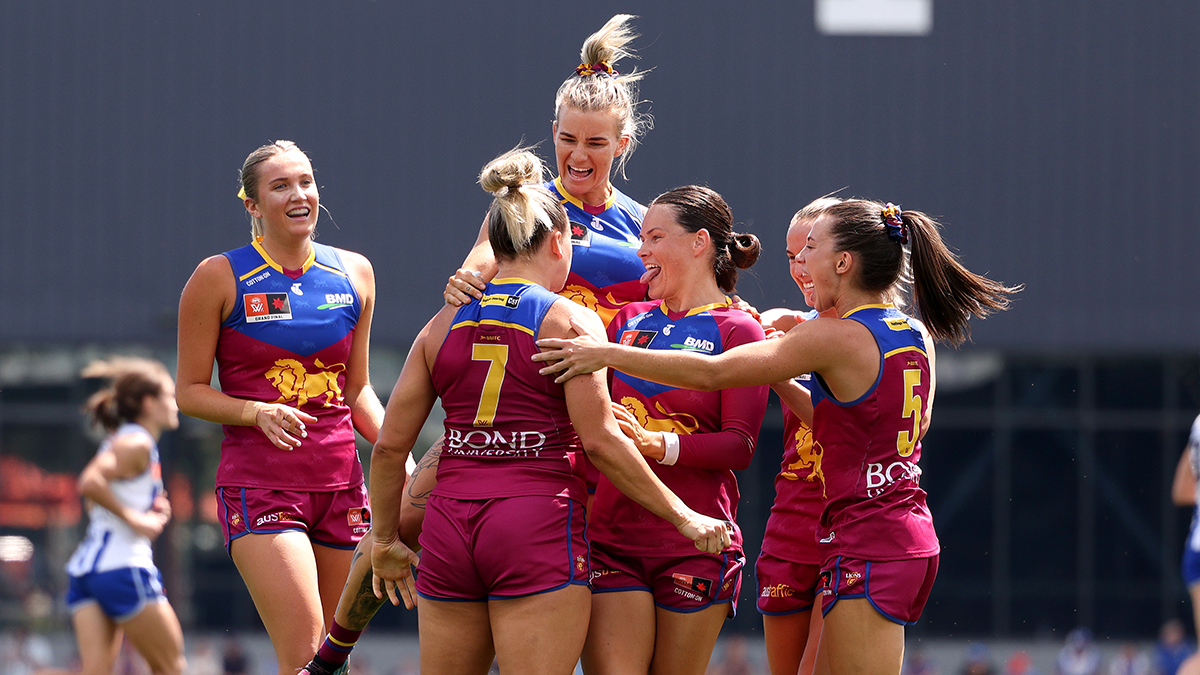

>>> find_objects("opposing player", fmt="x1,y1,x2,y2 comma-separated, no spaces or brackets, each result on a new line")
176,141,385,675
1171,394,1200,675
580,185,768,675
367,148,730,675
52,358,185,675
536,198,1018,675
297,16,659,674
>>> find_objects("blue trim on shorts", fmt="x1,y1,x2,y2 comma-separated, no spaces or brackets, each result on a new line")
863,561,914,626
417,589,486,603
820,557,915,626
821,556,842,618
758,605,814,617
654,550,739,617
224,488,309,557
66,567,165,623
754,554,815,616
489,499,588,601
655,596,734,614
311,538,357,550
592,584,653,595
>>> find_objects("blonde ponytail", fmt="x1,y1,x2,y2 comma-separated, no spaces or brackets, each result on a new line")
554,15,652,179
479,148,566,260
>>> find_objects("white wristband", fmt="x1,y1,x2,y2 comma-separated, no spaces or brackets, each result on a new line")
659,432,680,466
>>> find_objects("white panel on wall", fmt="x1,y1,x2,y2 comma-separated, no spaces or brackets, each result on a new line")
815,0,932,36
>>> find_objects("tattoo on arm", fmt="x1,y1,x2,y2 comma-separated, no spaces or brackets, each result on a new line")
405,443,443,511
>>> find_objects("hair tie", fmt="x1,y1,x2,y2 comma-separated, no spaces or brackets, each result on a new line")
237,186,248,201
575,61,618,78
882,202,907,245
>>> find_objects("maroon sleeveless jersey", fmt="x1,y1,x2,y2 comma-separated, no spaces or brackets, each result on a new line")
809,305,939,561
430,279,587,503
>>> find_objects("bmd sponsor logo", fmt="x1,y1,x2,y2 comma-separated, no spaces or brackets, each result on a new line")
673,336,715,353
318,293,354,310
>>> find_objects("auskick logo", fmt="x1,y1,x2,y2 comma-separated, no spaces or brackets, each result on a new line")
318,293,353,310
620,330,657,348
245,293,292,323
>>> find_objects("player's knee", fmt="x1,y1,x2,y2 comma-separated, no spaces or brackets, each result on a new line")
145,652,186,675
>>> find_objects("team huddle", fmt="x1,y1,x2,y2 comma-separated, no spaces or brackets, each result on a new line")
58,14,1019,675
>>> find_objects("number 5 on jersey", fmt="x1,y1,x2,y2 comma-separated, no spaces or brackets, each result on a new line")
896,369,922,457
472,344,509,427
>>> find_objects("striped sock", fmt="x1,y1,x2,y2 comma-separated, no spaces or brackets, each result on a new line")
313,620,362,671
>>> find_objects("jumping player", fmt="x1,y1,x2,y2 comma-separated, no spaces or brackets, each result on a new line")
366,148,731,675
580,186,768,675
176,141,385,675
298,17,658,674
535,198,1018,675
51,358,185,675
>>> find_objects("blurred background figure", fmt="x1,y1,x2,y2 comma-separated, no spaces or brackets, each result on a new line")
1106,643,1150,675
961,643,997,675
0,627,54,675
220,639,249,675
706,635,755,675
1154,620,1194,675
905,648,941,675
1007,651,1041,675
1057,628,1100,675
185,638,221,675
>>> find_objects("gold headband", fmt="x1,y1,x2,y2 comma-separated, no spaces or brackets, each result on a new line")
237,186,248,201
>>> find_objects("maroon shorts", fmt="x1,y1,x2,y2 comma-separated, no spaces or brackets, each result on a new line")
755,551,820,615
218,484,370,552
589,541,744,616
819,555,938,625
416,494,589,601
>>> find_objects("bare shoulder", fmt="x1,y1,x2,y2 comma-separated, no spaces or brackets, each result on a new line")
181,254,235,309
335,248,376,294
187,254,234,285
109,430,154,467
540,298,604,340
417,304,459,363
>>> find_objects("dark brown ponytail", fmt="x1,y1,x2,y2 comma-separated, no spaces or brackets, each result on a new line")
903,210,1020,344
651,185,760,293
81,358,170,432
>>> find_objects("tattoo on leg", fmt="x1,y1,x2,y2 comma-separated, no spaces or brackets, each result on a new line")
346,566,387,626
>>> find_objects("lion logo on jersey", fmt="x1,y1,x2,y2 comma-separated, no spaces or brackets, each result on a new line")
619,397,700,435
265,358,346,408
779,426,826,498
558,285,629,328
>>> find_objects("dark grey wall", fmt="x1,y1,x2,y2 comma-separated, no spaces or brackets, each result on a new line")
3,1,1197,349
